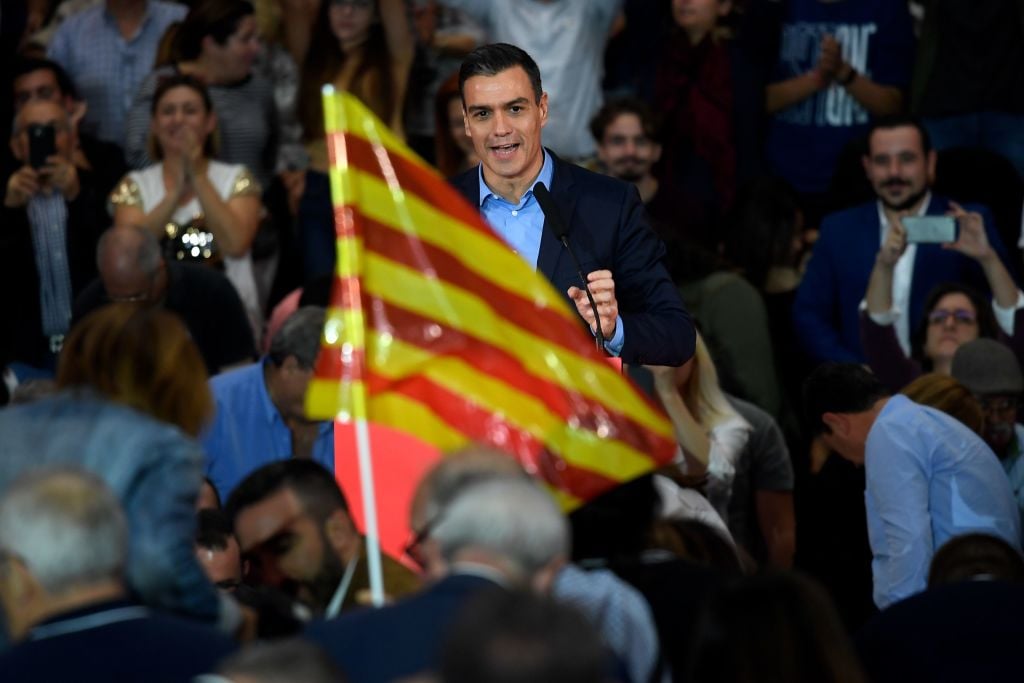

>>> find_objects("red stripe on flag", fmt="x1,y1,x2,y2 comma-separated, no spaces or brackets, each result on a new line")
313,347,366,382
365,369,627,501
330,132,497,240
363,300,676,458
327,275,364,311
345,210,590,357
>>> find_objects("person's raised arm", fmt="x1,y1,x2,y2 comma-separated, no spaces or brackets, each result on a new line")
381,0,416,78
865,218,906,315
765,34,837,114
945,201,1020,309
647,365,710,478
833,61,903,117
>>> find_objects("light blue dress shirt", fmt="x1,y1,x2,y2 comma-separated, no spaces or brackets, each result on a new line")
48,1,187,145
476,151,625,354
201,360,335,500
865,395,1022,609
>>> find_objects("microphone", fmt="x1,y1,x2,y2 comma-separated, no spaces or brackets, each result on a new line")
533,182,606,349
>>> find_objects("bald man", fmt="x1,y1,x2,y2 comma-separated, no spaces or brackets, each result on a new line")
72,225,255,375
1,100,108,373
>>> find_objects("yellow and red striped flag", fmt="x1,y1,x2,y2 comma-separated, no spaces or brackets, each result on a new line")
306,90,677,513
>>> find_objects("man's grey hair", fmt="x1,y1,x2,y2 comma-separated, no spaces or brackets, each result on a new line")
416,445,529,525
212,639,342,683
96,225,163,279
432,478,569,580
0,467,127,594
268,306,326,369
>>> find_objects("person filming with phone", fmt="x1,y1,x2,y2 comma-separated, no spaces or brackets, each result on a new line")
1,99,108,376
793,116,1016,365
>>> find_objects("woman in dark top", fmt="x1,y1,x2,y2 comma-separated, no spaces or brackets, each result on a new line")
654,0,762,249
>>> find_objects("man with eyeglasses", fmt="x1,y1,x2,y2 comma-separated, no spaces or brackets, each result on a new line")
795,116,1016,364
953,338,1024,529
72,225,256,376
0,99,108,377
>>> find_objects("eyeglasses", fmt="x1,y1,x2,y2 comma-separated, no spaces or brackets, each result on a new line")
978,397,1018,415
403,514,441,570
927,308,976,326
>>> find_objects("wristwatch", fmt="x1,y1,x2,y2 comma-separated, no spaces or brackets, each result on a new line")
837,66,858,87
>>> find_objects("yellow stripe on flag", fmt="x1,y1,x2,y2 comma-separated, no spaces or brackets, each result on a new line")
331,165,576,323
371,336,662,482
360,255,671,439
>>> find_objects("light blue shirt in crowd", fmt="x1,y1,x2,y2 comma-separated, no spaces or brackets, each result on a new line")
476,151,625,355
865,395,1022,609
48,1,187,145
202,360,335,501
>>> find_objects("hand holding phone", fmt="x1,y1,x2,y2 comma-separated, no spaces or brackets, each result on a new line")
902,215,957,244
27,123,56,170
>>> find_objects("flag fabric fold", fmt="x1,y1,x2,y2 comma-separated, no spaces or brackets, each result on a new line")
308,89,678,510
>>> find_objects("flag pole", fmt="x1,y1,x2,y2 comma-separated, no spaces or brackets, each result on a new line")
323,85,386,608
353,413,385,607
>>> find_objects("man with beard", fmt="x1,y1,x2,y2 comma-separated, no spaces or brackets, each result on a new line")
793,117,1014,363
225,460,420,617
952,338,1024,529
589,97,690,245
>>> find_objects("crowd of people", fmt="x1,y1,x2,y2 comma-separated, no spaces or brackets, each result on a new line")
2,0,1024,681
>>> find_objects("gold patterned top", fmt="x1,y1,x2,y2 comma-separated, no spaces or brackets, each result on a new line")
107,163,262,214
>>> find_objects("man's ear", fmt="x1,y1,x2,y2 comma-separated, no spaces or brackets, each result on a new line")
822,412,848,437
652,142,663,164
926,149,938,185
324,509,358,561
529,555,566,595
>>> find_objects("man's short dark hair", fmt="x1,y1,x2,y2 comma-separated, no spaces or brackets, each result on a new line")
803,363,891,435
225,460,349,528
929,533,1024,587
196,508,235,551
866,116,933,156
589,97,660,145
459,43,543,105
268,306,326,369
11,57,78,100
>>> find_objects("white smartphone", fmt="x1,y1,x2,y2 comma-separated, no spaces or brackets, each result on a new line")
902,216,957,243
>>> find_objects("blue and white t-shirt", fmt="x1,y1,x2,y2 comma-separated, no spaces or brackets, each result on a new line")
765,0,915,194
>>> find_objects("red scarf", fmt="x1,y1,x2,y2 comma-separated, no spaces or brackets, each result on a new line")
655,33,737,211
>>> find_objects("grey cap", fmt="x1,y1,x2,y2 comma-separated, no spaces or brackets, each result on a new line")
951,338,1024,395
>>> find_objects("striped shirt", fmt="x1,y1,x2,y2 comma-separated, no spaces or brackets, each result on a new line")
124,65,279,187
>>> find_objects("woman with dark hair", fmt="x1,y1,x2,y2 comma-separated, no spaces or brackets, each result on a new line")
861,204,1023,391
111,75,263,335
297,0,413,171
433,72,478,177
124,0,278,186
687,572,867,683
653,0,763,249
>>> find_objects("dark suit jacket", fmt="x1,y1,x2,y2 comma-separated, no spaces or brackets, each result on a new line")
793,195,1012,363
0,168,108,369
305,573,501,683
857,580,1024,683
451,153,694,366
0,599,236,682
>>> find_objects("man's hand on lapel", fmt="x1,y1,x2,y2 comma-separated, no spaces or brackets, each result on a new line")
568,270,618,340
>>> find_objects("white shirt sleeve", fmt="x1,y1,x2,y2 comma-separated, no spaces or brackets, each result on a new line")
992,290,1024,336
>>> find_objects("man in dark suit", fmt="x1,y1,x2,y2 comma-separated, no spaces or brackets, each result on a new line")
304,477,571,683
0,468,236,681
794,117,1015,363
448,43,693,367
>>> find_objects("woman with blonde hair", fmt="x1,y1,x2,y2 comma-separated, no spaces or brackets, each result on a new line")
650,331,796,567
57,303,214,437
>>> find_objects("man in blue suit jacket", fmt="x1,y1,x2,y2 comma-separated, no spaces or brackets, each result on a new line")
448,43,694,367
794,117,1014,363
304,477,571,683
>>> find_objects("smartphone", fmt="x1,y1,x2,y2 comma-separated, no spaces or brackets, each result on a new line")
902,215,957,243
27,123,56,169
